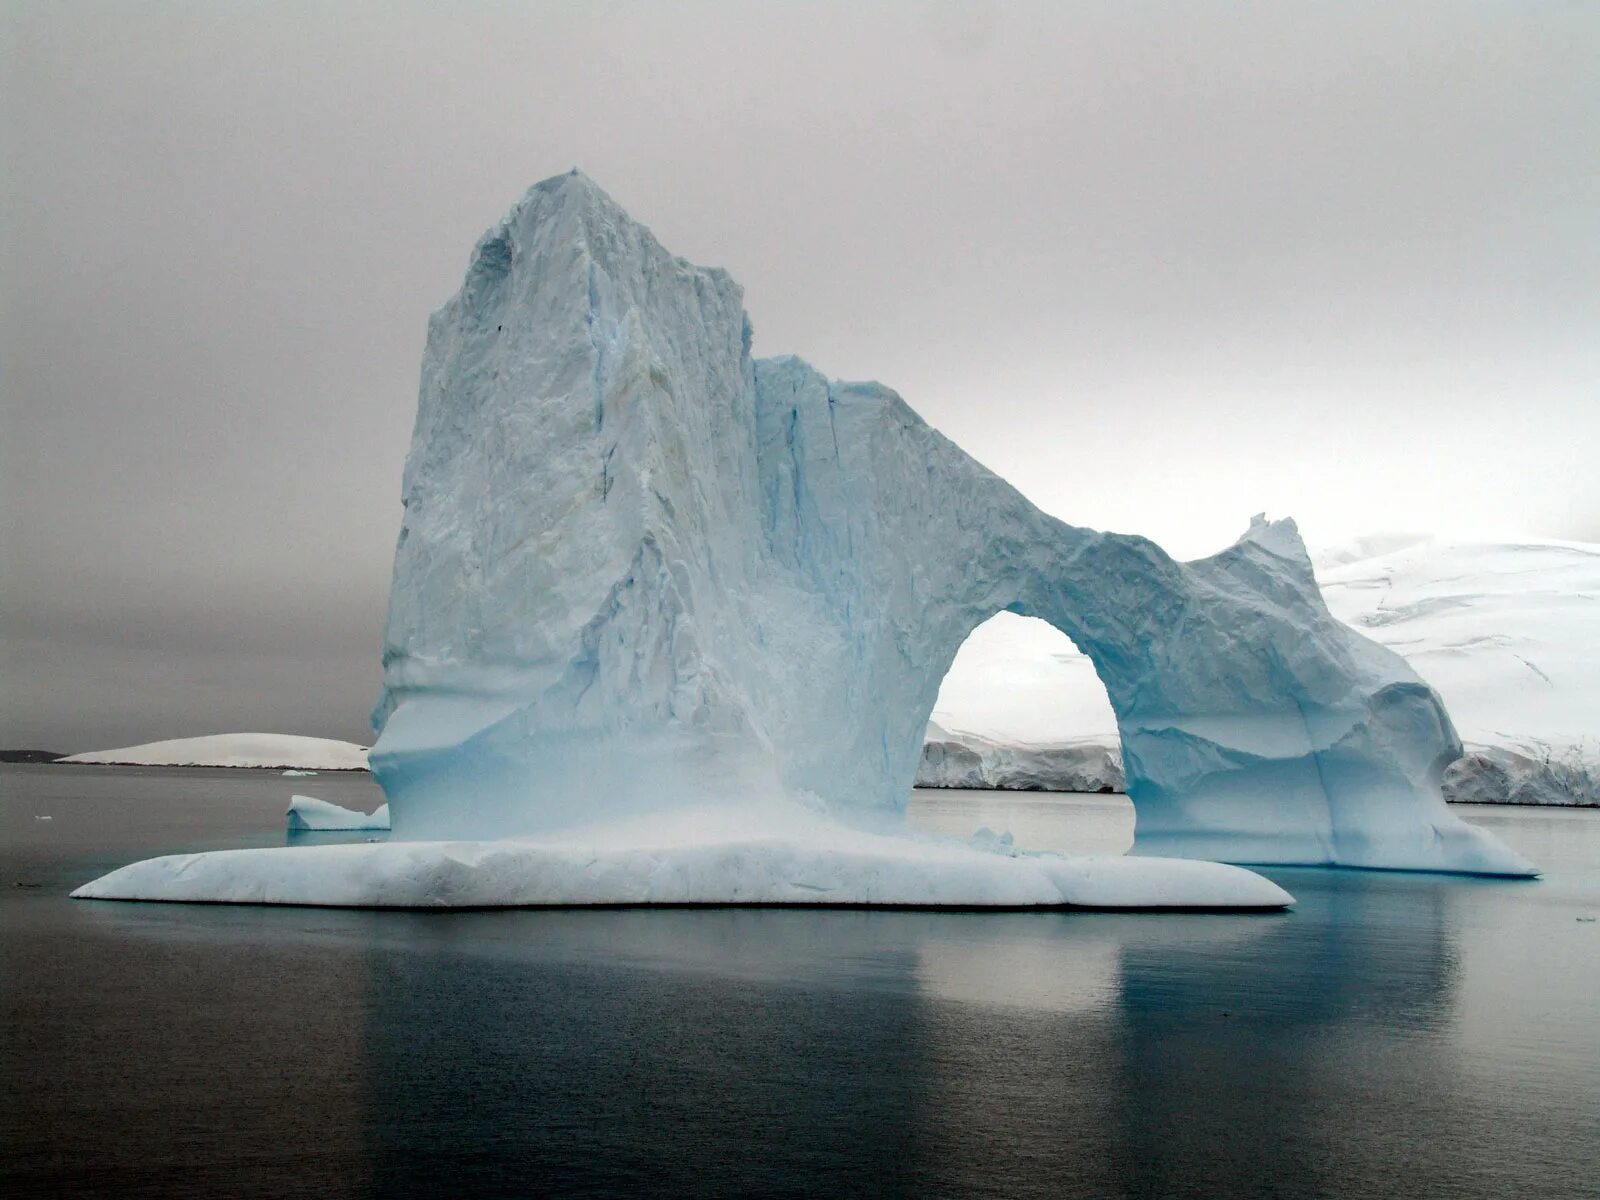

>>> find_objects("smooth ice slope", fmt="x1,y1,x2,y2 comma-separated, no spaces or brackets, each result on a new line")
286,795,391,831
60,734,370,771
77,171,1532,907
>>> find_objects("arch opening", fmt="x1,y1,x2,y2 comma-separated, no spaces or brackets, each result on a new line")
910,612,1135,853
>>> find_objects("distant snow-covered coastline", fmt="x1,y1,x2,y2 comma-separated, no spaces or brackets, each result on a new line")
58,733,370,772
919,536,1599,808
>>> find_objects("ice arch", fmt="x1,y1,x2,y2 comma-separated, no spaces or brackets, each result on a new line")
362,172,1530,878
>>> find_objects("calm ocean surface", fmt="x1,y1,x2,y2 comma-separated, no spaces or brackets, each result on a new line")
3,764,1597,1199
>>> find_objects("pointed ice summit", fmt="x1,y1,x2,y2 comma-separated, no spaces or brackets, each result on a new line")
75,171,1534,910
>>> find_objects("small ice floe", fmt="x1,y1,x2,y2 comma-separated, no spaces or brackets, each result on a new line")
34,815,52,821
281,769,318,777
286,795,390,832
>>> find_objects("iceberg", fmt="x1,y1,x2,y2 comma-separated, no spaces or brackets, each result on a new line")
76,171,1534,909
286,795,391,832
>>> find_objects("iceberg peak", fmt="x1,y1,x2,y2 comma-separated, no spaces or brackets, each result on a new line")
1241,512,1306,560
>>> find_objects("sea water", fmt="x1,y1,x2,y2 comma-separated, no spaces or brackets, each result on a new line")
3,765,1596,1198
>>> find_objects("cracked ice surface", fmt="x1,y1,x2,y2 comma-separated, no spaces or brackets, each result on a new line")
76,172,1533,909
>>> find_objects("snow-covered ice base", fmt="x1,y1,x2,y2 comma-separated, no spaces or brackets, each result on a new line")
286,795,390,832
76,171,1536,910
75,804,1291,910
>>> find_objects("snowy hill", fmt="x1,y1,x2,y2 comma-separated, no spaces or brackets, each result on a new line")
59,733,370,771
1318,536,1599,806
921,537,1599,806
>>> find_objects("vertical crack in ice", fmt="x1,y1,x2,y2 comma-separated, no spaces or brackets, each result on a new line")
587,260,606,434
1289,693,1340,865
786,405,804,560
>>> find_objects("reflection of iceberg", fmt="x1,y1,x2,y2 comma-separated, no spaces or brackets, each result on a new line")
286,795,390,832
77,172,1532,911
341,894,1456,1195
1108,869,1472,1197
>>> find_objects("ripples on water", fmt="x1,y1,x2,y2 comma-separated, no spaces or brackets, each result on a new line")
3,765,1597,1199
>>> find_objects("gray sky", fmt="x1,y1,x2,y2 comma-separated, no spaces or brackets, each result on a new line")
3,1,1596,751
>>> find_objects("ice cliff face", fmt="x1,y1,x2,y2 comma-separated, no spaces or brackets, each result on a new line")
369,170,1533,877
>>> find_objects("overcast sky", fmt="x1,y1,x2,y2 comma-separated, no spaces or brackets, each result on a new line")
3,1,1596,751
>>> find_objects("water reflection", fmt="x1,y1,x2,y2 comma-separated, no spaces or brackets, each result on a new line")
1109,871,1466,1198
357,899,1459,1198
357,910,945,1197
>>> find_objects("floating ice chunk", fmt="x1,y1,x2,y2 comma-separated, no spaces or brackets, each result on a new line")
286,795,390,832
